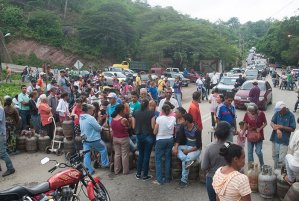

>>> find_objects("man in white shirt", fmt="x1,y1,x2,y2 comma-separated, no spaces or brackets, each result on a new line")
158,88,179,112
211,72,218,88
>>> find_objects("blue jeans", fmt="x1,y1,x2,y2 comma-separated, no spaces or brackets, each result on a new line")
272,142,288,169
177,145,201,183
31,114,41,133
206,176,216,201
19,110,30,130
136,134,154,177
247,140,264,167
174,93,182,107
0,135,14,171
83,140,109,174
155,138,173,183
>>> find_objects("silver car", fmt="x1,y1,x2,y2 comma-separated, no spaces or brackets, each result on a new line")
103,71,126,86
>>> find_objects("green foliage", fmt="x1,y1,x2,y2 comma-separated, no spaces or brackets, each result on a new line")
0,83,20,104
257,16,299,65
12,53,46,67
27,10,64,46
0,5,25,33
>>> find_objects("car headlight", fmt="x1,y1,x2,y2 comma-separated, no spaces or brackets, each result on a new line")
259,97,264,101
235,96,241,100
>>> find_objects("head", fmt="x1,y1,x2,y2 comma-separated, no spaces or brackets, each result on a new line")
175,76,180,82
61,92,69,100
21,85,27,94
224,92,234,106
253,80,258,86
131,91,139,103
213,88,219,94
140,88,147,99
40,94,48,103
165,88,173,99
82,103,95,115
214,121,231,141
246,103,258,115
182,113,193,126
92,102,100,112
29,91,38,100
275,101,288,115
4,96,12,107
239,121,245,130
149,100,157,111
60,70,66,77
75,98,83,107
219,143,245,170
163,101,175,111
160,104,171,116
31,80,37,87
73,85,79,92
141,99,149,111
175,107,186,119
192,91,201,102
217,94,224,104
111,104,125,118
107,92,117,105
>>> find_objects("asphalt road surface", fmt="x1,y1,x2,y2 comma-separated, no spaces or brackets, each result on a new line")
0,75,295,201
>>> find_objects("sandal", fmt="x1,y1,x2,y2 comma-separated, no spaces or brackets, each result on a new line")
283,175,295,185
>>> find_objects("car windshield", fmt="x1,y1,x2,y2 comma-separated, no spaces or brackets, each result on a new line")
246,71,258,76
116,73,126,78
241,82,266,90
220,77,237,85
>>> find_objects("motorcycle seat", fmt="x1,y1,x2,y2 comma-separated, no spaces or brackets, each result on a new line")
0,182,50,199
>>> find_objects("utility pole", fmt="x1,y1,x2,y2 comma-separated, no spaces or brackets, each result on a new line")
0,31,12,78
63,0,68,19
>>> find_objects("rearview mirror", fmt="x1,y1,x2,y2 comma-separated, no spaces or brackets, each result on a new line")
41,157,50,165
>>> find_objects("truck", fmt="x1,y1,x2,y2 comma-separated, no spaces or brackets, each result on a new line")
112,61,150,72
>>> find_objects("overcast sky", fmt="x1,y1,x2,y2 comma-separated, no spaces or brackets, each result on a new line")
147,0,299,23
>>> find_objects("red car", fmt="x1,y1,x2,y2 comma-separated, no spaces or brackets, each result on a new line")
234,80,273,110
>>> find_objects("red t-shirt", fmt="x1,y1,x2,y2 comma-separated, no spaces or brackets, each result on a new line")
188,101,203,130
72,105,83,125
243,111,267,140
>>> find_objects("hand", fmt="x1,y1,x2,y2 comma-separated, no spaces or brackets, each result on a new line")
172,149,178,156
256,128,261,133
183,149,189,155
277,129,283,140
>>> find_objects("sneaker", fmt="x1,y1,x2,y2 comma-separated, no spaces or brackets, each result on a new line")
152,180,162,185
179,181,188,188
142,175,153,181
2,168,15,177
186,161,195,169
135,174,141,180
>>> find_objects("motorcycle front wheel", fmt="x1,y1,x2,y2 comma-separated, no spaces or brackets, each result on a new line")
93,182,111,201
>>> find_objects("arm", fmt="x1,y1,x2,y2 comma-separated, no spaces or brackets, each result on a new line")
90,117,102,132
201,146,210,171
131,117,136,129
153,123,159,135
151,116,156,130
241,195,251,201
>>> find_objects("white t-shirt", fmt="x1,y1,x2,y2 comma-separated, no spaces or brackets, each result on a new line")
211,75,218,84
156,115,176,140
209,93,219,113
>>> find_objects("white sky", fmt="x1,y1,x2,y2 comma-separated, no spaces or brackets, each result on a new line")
147,0,299,23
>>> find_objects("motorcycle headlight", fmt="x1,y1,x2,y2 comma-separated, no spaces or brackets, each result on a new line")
234,96,241,100
259,97,264,101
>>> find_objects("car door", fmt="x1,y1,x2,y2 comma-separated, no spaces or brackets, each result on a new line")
265,82,272,103
104,73,113,86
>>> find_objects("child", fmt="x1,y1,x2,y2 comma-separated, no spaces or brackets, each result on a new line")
236,121,246,147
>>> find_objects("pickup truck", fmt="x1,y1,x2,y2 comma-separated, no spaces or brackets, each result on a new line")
112,61,150,72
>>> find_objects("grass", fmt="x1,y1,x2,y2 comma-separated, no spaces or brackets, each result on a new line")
0,83,21,105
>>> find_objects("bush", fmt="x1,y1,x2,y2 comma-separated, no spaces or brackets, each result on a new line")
12,53,46,67
0,83,21,105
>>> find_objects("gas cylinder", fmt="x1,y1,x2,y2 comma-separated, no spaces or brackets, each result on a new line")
75,135,83,150
63,138,74,154
247,163,259,192
283,182,299,201
25,136,38,152
171,155,182,180
129,152,135,170
275,169,291,200
188,163,199,180
62,121,73,140
54,134,64,142
16,135,26,151
56,127,64,136
199,165,207,184
38,135,51,152
258,165,277,199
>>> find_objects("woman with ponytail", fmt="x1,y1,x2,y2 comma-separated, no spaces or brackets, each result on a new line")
212,143,251,201
110,104,130,175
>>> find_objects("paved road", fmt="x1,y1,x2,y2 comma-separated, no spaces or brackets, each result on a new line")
0,75,295,201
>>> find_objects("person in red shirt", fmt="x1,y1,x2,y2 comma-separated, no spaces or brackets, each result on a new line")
188,91,203,131
71,98,84,136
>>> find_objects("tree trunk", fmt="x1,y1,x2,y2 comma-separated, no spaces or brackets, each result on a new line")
64,0,68,19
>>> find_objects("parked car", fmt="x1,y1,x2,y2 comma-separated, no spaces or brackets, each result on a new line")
166,67,181,73
69,70,91,80
164,72,190,87
245,69,259,80
106,67,137,79
213,76,239,95
187,72,200,83
234,80,272,110
103,71,126,86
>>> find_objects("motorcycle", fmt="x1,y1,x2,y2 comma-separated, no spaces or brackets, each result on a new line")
0,150,110,201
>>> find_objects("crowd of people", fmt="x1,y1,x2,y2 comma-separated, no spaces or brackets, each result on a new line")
1,67,299,201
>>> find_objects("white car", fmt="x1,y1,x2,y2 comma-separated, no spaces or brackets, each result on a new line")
103,71,126,86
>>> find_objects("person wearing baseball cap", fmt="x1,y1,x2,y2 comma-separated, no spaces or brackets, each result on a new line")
106,92,119,125
270,101,296,169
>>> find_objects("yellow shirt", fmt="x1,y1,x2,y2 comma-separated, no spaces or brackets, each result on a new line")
157,79,165,91
136,76,141,86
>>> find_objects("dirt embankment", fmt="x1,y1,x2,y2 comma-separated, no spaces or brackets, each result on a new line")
6,38,111,68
